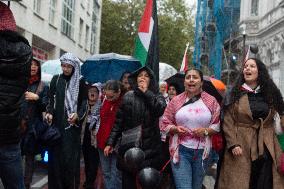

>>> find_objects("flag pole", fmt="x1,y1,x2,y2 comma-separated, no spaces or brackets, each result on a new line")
180,42,190,73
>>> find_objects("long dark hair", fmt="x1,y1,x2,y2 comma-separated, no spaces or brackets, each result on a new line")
31,57,41,80
229,58,284,114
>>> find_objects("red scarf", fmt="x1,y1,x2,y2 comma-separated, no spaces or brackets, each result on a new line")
29,75,39,85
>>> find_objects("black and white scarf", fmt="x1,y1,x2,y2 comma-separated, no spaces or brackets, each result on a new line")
60,52,81,118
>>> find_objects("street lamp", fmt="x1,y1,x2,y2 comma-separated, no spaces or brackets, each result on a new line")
242,29,246,63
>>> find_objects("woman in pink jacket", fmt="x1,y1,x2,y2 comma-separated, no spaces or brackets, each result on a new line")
160,68,220,189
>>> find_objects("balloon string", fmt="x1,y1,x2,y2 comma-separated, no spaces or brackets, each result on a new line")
159,145,178,173
159,135,201,173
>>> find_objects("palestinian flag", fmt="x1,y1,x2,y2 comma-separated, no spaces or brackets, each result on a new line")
133,0,159,82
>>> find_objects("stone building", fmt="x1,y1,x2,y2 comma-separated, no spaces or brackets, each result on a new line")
240,0,284,94
8,0,102,62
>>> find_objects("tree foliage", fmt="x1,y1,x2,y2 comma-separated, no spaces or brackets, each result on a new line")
100,0,195,69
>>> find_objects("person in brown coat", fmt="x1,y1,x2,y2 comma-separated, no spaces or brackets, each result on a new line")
217,58,284,189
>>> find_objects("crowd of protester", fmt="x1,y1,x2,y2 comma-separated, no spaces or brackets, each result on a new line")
1,2,284,189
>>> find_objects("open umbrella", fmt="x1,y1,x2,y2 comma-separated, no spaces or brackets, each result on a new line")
81,53,141,83
41,72,53,83
41,59,62,76
165,73,225,104
159,62,177,82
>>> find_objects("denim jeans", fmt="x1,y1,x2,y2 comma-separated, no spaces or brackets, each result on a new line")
0,143,25,189
98,149,122,189
171,145,209,189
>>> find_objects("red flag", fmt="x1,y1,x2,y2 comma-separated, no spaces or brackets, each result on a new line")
180,43,189,72
243,45,250,64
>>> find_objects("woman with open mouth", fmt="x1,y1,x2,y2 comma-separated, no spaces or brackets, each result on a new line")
160,68,221,189
217,58,284,189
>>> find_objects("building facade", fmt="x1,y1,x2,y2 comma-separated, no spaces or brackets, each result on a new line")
9,0,102,62
240,0,284,94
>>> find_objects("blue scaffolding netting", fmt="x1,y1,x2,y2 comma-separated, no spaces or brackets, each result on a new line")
193,0,240,79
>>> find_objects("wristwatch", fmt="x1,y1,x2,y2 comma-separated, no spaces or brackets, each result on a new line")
204,129,209,136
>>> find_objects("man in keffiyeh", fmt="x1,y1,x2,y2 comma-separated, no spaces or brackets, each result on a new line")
46,52,84,189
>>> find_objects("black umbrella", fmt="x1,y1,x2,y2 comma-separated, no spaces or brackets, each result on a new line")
165,73,224,104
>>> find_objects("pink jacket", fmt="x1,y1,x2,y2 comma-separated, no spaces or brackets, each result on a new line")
160,91,220,163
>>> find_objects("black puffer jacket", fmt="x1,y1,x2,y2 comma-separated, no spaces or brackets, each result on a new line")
107,66,166,171
0,31,32,145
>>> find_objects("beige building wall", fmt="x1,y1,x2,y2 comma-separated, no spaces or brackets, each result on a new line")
240,0,284,94
9,0,102,62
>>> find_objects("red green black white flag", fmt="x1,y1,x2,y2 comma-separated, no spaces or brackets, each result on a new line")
133,0,159,81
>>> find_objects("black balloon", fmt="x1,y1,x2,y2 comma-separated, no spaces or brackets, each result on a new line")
138,167,161,189
250,45,259,54
124,147,145,169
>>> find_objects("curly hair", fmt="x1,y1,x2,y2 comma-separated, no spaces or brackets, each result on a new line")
229,58,284,114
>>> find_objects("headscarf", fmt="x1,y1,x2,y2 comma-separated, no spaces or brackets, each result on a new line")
81,82,102,146
59,52,81,117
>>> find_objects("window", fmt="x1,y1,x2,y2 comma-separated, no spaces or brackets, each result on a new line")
251,0,258,16
93,0,100,11
90,13,97,54
34,0,41,14
61,0,75,38
86,0,90,12
49,0,56,25
85,25,90,50
78,18,83,46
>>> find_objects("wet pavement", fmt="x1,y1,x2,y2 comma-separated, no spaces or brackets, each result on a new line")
0,159,216,189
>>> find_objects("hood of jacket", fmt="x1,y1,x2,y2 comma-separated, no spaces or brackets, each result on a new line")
128,66,159,94
0,30,32,79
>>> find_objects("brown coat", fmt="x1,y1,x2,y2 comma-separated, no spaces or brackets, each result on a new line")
217,94,284,189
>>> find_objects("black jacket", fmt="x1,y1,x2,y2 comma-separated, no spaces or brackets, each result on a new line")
107,66,167,171
20,81,49,154
0,31,32,145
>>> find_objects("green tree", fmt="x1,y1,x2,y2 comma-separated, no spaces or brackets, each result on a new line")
100,0,195,69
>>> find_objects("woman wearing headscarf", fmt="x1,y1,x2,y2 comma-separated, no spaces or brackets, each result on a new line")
20,58,49,189
104,66,167,189
46,52,85,189
78,82,102,189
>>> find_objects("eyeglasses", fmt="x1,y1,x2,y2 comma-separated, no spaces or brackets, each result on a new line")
105,94,116,101
105,92,119,101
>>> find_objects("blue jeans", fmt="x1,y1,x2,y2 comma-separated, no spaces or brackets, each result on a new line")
0,143,25,189
171,145,209,189
98,149,122,189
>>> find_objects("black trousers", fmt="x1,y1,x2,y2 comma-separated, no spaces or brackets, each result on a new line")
24,154,35,189
249,146,273,189
82,128,99,189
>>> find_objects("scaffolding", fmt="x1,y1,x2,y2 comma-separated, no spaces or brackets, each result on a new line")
193,0,240,79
